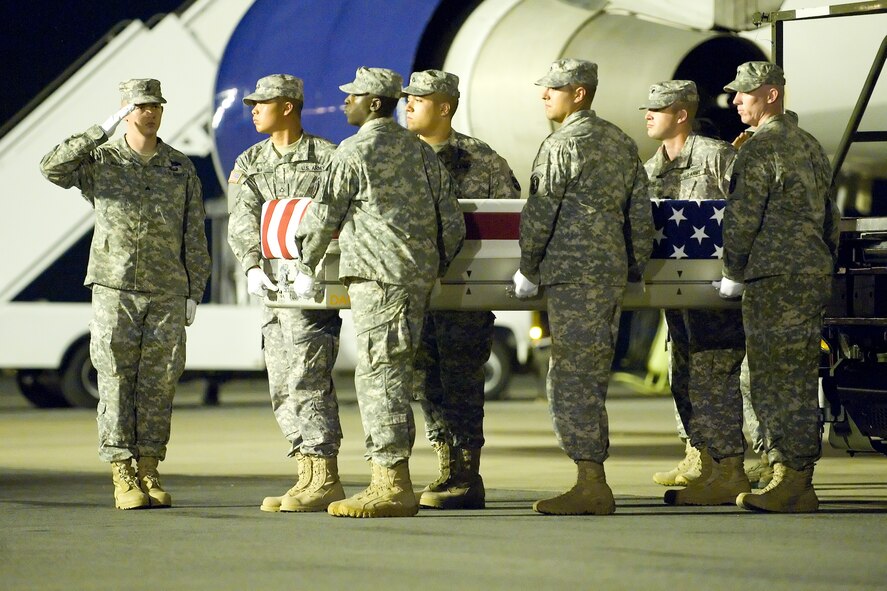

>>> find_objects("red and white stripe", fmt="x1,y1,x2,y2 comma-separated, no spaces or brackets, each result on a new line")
261,198,313,260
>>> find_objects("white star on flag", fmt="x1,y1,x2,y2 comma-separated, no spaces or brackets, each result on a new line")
669,207,687,225
670,245,688,259
691,226,709,244
711,206,724,225
654,226,667,245
713,244,724,259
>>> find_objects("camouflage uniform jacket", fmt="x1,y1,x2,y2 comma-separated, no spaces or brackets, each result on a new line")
436,130,521,199
645,133,736,200
723,114,839,282
298,117,465,284
520,110,653,286
40,125,211,301
227,133,335,274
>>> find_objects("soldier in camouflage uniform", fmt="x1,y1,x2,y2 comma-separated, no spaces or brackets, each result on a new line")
639,80,751,506
513,59,652,515
295,67,465,518
402,69,521,510
39,79,211,510
226,75,344,513
719,62,839,513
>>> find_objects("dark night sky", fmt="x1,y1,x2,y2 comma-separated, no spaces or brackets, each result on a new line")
0,0,184,128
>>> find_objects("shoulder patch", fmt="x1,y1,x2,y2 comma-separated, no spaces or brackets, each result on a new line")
529,173,540,196
228,169,245,184
728,172,738,195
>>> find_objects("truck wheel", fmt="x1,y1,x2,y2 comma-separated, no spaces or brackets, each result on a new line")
15,370,68,408
484,338,513,401
59,340,99,408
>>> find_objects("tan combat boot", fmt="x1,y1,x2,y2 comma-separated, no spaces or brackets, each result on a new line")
533,460,616,516
652,440,702,486
327,460,418,518
111,459,150,510
419,445,485,510
137,457,171,508
664,454,750,506
736,463,818,513
261,453,310,512
420,441,456,493
745,453,774,489
280,455,346,512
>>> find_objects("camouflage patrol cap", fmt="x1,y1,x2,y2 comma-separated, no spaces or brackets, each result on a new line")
119,78,166,105
339,67,403,99
402,69,460,98
243,74,304,105
535,59,598,89
724,61,786,93
638,80,698,110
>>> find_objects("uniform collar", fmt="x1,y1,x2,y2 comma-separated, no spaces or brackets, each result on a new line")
357,117,398,135
265,132,314,163
115,135,172,165
560,109,594,129
656,133,698,171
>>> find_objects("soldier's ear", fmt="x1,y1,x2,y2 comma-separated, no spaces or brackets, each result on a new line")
573,85,587,104
370,97,382,112
439,101,451,118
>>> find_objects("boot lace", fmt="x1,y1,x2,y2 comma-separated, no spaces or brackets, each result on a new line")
677,445,700,472
114,463,140,489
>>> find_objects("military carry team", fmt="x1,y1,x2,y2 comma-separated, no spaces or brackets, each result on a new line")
39,57,838,517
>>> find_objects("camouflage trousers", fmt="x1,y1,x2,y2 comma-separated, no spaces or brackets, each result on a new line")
671,354,763,453
90,285,186,462
347,278,431,467
744,274,829,470
666,308,746,458
414,310,494,449
263,306,343,457
740,355,766,454
546,283,623,464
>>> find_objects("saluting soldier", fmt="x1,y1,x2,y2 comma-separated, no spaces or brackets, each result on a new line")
227,74,344,513
40,79,211,510
513,59,653,515
403,69,521,510
296,67,465,518
719,62,839,513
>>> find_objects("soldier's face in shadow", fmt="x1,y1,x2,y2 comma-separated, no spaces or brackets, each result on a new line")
344,94,373,127
645,107,681,141
126,103,163,138
250,99,290,135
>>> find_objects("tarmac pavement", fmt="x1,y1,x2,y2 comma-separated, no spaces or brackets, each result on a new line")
1,374,886,591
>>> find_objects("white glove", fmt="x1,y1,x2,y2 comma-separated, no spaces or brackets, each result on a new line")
294,271,318,300
512,270,539,299
101,104,135,136
185,299,197,326
429,279,442,300
712,276,745,299
247,267,278,297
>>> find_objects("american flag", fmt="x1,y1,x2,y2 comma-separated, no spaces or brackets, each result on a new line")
650,199,726,260
260,198,312,260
